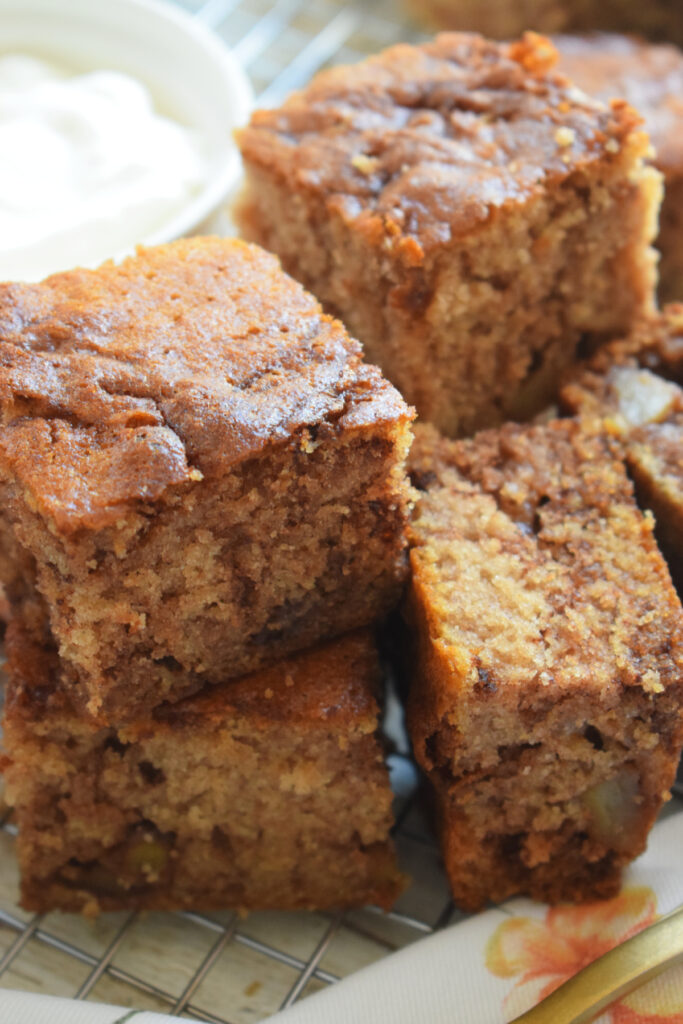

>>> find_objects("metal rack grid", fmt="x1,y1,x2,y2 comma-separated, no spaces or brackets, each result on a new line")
0,0,681,1019
182,0,426,105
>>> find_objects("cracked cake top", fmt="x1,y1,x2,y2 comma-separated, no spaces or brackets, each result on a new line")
0,237,409,533
238,32,649,256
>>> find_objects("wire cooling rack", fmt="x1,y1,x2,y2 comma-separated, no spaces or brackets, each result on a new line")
1,1,682,1020
183,0,426,107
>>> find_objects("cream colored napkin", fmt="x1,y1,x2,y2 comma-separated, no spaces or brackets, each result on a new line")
2,812,683,1024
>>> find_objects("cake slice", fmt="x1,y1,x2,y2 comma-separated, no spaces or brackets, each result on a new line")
556,34,683,303
0,237,413,722
3,621,404,915
237,32,660,437
405,419,683,911
561,306,683,566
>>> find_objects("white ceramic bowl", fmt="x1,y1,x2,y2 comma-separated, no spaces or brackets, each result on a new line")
0,0,253,264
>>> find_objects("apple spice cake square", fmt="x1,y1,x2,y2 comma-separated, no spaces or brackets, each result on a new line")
405,419,683,910
237,32,660,437
0,237,414,722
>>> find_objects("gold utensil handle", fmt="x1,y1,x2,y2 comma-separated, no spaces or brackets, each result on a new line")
509,903,683,1024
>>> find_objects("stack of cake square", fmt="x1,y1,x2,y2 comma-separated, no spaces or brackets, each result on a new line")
0,237,413,913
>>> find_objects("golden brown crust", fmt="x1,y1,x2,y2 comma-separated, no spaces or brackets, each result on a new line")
555,34,683,177
237,32,659,439
238,32,648,259
0,237,410,533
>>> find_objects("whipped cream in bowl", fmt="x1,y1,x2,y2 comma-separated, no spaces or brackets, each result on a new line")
0,0,252,280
